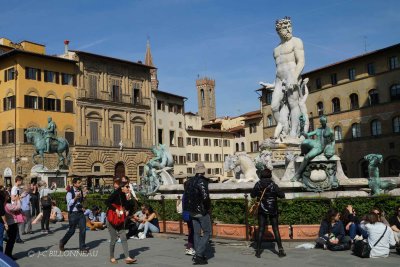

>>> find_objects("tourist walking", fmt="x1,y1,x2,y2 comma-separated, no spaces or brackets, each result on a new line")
182,180,195,256
250,168,286,258
19,185,32,235
183,162,211,265
39,181,56,234
106,178,136,264
3,191,22,260
361,212,396,258
59,178,89,252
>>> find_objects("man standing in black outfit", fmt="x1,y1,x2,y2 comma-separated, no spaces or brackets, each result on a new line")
183,162,211,265
59,178,89,252
251,168,286,258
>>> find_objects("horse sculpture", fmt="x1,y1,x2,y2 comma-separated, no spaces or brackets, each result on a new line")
224,153,259,183
25,127,71,168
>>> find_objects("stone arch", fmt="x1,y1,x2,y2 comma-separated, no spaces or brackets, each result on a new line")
63,92,73,100
85,150,110,170
133,152,149,165
5,88,14,97
62,124,74,132
26,122,40,128
26,87,40,96
110,113,125,122
5,123,15,130
131,115,146,124
86,111,102,119
45,90,58,98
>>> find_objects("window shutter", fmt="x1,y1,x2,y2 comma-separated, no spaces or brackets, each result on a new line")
44,70,48,82
55,72,60,84
56,99,61,111
11,96,15,109
25,67,29,79
72,74,77,86
4,70,7,82
37,69,41,81
23,129,28,143
24,95,28,108
38,97,43,109
43,97,48,110
3,98,6,111
2,131,6,144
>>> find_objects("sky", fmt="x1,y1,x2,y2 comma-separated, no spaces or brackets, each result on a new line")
1,0,400,117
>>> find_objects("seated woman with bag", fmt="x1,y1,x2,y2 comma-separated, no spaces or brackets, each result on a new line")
137,206,160,239
357,212,396,258
316,209,351,251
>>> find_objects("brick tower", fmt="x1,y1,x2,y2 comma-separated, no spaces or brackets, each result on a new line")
196,77,216,123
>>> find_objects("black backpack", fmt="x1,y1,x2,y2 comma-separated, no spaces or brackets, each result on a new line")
40,189,52,209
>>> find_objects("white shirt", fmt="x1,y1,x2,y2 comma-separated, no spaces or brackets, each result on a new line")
52,206,63,220
39,187,56,198
363,222,396,258
11,185,20,197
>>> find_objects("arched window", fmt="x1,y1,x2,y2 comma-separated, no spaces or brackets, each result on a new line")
393,116,400,133
200,89,205,107
388,158,400,176
349,93,359,109
332,98,340,113
360,160,369,178
371,119,382,136
390,84,400,101
317,101,324,116
368,89,379,105
235,143,239,152
351,123,361,138
241,142,245,151
267,115,273,127
334,126,342,141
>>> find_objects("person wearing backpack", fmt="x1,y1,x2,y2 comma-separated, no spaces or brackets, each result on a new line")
38,181,57,234
359,212,396,258
59,177,89,253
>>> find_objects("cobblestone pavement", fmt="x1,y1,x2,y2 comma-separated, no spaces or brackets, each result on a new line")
10,223,400,267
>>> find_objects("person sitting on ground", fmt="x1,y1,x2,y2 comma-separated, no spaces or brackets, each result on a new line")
50,201,64,223
341,205,367,240
360,212,396,258
316,209,351,250
84,206,106,230
370,207,390,226
126,205,147,239
389,205,400,245
137,206,160,239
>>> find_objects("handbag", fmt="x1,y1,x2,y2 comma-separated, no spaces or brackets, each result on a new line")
106,193,126,227
249,187,267,217
353,226,387,258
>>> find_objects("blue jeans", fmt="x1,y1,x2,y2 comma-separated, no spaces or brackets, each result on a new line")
192,214,211,258
0,223,4,253
349,223,368,239
60,211,86,249
138,221,160,236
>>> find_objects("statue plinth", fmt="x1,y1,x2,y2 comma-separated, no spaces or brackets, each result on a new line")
30,164,68,191
292,155,340,192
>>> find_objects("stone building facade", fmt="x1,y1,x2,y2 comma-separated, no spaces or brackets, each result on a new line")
260,43,400,178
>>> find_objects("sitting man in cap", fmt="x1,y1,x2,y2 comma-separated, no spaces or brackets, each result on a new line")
183,162,211,265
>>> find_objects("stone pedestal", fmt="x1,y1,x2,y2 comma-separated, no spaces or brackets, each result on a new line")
31,165,68,191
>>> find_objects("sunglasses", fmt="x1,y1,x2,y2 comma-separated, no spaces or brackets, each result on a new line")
125,186,130,188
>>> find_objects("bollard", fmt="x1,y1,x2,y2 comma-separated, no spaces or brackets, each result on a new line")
244,193,249,241
289,224,293,239
161,195,166,233
178,195,183,235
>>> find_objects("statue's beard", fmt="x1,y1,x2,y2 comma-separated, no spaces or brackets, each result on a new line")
282,33,292,40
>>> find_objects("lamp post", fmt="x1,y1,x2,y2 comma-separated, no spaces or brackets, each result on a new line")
14,62,19,177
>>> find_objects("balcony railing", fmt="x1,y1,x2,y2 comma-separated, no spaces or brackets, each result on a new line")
78,89,150,107
84,137,152,149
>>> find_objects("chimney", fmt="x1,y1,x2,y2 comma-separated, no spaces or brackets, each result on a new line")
64,40,70,54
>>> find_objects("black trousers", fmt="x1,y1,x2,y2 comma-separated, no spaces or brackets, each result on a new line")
257,213,283,250
41,208,51,230
60,211,86,249
5,223,18,257
31,198,40,217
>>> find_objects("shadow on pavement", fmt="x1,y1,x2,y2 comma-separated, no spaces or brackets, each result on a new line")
13,245,52,261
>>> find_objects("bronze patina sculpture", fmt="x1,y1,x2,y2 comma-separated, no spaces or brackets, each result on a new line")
365,154,396,195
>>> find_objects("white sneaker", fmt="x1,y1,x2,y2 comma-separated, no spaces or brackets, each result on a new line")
185,248,195,256
130,236,139,239
138,233,146,240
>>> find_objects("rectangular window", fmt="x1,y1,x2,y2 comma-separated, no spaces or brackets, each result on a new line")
205,154,210,162
158,129,163,145
266,92,272,105
113,124,121,147
157,100,164,110
65,131,74,146
330,73,337,85
203,138,209,146
187,167,192,174
3,96,16,111
169,130,175,146
90,121,99,146
4,68,15,82
249,123,257,134
315,78,322,89
348,68,356,80
112,85,121,102
88,74,98,98
61,73,74,85
186,153,192,162
367,63,375,75
223,140,230,147
207,168,212,175
44,98,60,111
177,137,184,147
214,139,221,147
132,88,140,104
179,156,186,164
24,95,40,109
1,130,15,144
134,126,142,148
64,100,73,113
177,105,183,114
192,138,199,146
44,70,58,83
389,56,399,70
214,154,221,162
193,153,199,162
186,137,191,146
25,67,40,80
179,122,182,128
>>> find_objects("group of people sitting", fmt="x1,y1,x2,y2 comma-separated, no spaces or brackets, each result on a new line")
316,205,400,258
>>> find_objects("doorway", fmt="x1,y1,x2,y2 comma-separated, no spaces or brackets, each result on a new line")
115,162,125,179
